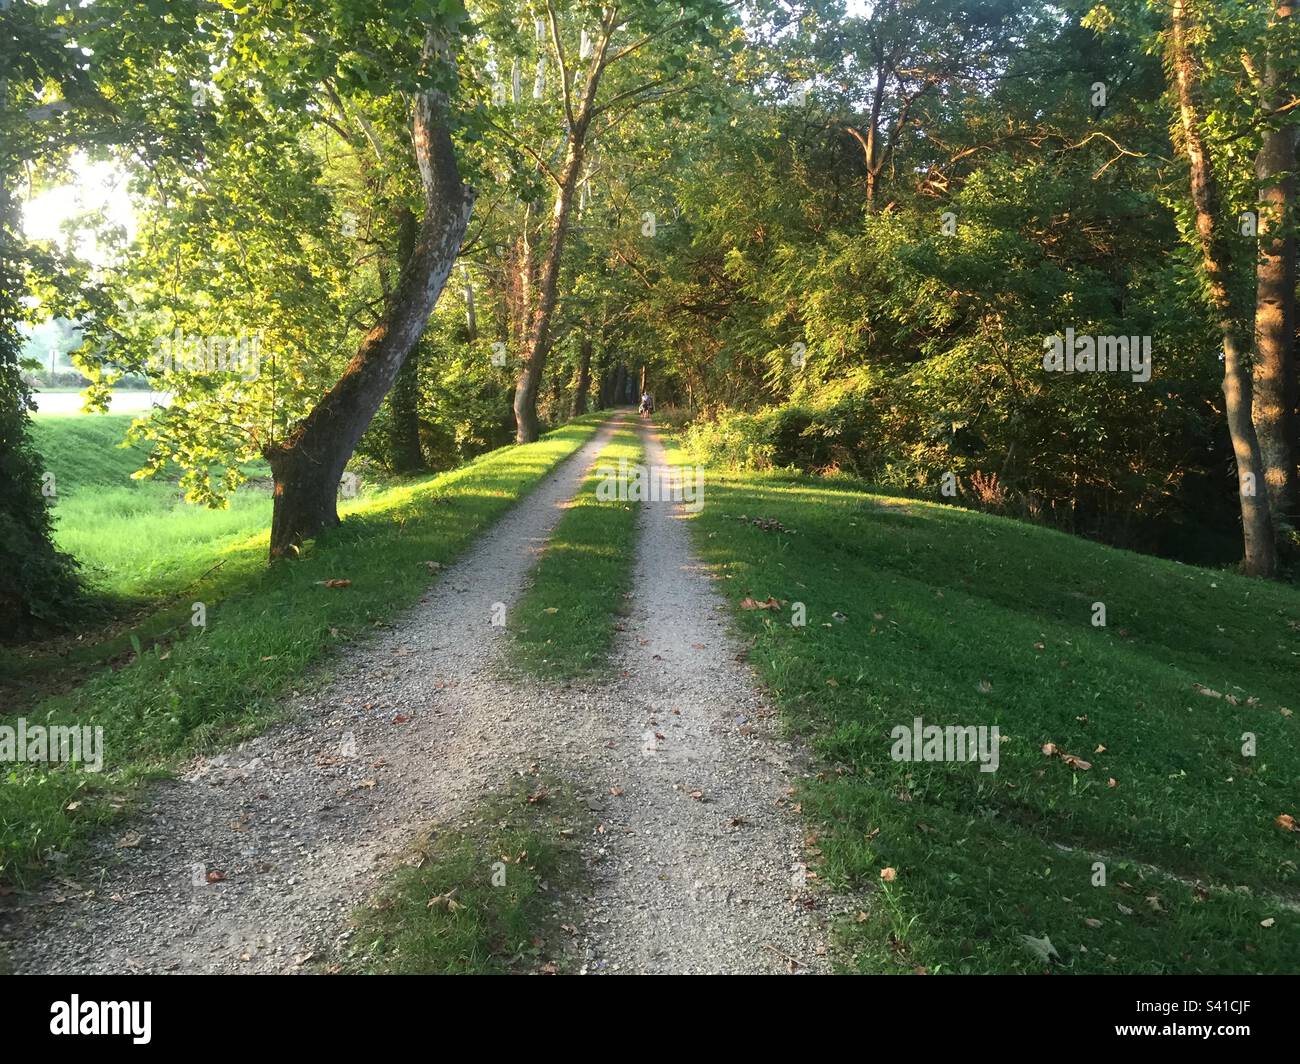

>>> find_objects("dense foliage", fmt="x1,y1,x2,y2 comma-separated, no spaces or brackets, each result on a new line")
4,0,1298,627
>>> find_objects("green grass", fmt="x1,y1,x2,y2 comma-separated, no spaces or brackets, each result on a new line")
335,775,588,974
510,426,644,678
671,435,1300,974
30,415,274,598
0,416,605,885
5,415,357,707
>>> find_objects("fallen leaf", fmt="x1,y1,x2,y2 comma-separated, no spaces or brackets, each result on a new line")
880,867,898,882
1275,813,1298,833
319,579,352,589
1018,934,1059,963
609,786,624,797
426,890,463,912
116,833,142,849
1261,918,1276,928
1084,918,1103,929
206,870,226,883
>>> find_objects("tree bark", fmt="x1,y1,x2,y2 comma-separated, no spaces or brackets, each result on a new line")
512,7,621,442
1171,0,1276,576
264,28,473,557
573,335,593,415
512,134,586,441
461,266,477,340
1253,0,1299,537
388,206,425,474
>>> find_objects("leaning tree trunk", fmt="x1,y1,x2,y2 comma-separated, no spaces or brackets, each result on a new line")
387,207,426,474
1253,0,1300,538
264,29,473,557
1171,0,1276,576
573,335,592,415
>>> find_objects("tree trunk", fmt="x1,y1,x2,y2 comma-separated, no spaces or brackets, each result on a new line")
573,335,592,415
1253,0,1299,537
512,135,585,441
1171,0,1276,576
388,206,425,474
264,28,473,557
461,266,477,340
511,10,623,442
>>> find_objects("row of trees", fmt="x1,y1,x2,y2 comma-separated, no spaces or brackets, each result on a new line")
2,0,1297,633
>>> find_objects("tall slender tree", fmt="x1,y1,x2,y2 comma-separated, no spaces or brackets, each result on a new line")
1252,0,1299,539
1169,0,1276,575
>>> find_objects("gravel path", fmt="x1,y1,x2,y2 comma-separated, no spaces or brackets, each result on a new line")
571,419,830,973
1,412,832,974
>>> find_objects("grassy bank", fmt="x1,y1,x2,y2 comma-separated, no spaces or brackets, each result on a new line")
3,416,277,707
510,425,644,679
0,416,605,884
670,435,1300,974
335,776,588,974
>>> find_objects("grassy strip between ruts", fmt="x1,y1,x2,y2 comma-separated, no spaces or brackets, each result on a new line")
663,432,1300,974
510,424,644,679
0,416,606,886
333,774,588,974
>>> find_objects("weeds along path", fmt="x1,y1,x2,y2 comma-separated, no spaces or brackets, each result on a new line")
572,419,832,974
3,415,629,974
